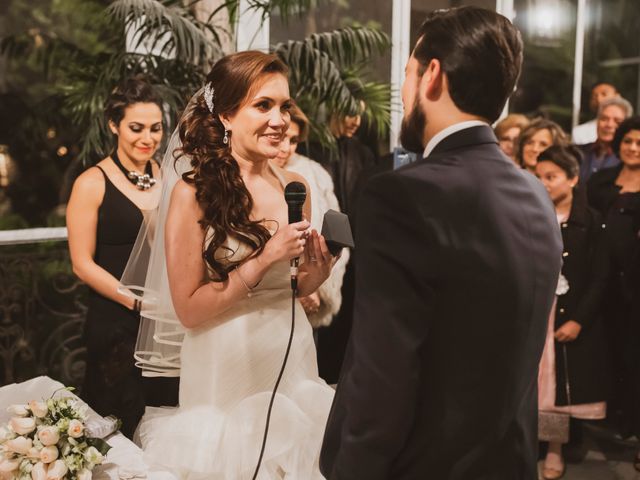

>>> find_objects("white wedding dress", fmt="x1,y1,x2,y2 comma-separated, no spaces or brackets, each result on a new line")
135,170,334,479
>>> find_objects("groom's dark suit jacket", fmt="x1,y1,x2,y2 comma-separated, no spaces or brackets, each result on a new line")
320,125,562,480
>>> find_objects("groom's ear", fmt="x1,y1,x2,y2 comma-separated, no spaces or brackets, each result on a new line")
423,58,444,101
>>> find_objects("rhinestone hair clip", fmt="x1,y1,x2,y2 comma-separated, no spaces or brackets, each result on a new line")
203,82,215,113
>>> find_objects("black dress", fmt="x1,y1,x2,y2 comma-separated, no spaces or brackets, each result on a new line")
81,166,178,439
587,165,640,437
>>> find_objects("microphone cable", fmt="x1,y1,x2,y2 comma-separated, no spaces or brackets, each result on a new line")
251,284,296,480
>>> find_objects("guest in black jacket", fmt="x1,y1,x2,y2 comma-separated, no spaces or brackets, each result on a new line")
587,116,640,470
535,145,609,479
303,104,378,384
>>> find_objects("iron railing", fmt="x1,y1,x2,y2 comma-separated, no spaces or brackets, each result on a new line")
0,228,87,389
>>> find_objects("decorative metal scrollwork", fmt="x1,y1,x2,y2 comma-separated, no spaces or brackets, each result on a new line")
0,245,87,388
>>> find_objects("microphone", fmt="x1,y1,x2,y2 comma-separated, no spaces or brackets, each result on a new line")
284,181,307,291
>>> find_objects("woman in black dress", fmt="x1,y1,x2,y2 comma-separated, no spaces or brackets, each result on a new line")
535,145,609,479
66,77,178,438
587,116,640,470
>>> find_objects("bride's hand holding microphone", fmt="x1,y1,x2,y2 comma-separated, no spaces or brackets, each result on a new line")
259,220,310,267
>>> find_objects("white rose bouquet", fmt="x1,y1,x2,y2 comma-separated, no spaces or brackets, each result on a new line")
0,389,111,480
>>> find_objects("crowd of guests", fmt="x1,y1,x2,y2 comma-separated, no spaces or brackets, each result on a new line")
494,82,640,478
65,71,639,478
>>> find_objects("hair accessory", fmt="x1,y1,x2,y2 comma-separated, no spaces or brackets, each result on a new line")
203,82,215,113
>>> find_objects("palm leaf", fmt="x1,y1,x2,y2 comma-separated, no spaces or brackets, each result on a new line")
107,0,225,64
210,0,326,27
273,26,391,149
303,26,390,69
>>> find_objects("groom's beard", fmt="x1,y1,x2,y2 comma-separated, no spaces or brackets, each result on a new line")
399,97,427,154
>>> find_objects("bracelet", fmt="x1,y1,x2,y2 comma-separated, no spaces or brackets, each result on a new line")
235,266,254,297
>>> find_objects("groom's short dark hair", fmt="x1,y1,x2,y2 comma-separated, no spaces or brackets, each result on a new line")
414,6,523,123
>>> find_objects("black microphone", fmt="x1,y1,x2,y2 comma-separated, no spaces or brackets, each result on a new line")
284,181,307,291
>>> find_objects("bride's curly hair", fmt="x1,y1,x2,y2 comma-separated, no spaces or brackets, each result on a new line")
176,51,289,281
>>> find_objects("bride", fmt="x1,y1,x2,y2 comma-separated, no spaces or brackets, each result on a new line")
123,51,337,479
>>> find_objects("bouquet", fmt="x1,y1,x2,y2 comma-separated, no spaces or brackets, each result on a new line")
0,389,111,480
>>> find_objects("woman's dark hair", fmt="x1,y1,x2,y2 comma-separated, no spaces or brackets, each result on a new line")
612,115,640,157
413,6,523,123
537,145,581,180
177,50,289,281
289,102,310,142
515,118,569,168
105,75,163,126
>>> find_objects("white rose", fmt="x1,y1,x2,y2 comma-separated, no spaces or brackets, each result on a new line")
30,462,47,480
67,420,84,439
7,405,29,417
0,427,15,443
83,446,104,465
27,446,42,460
39,446,58,464
44,459,67,480
4,436,32,455
9,417,36,435
28,401,48,419
0,457,20,473
37,427,59,447
77,468,92,480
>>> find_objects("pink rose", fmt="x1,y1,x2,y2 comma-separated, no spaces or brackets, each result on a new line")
39,445,58,464
28,401,48,419
45,459,67,480
27,446,42,460
31,462,48,480
67,419,84,438
4,436,32,455
0,457,19,473
9,417,36,435
37,427,59,447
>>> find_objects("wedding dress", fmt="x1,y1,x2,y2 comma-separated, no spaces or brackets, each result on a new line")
121,94,334,479
137,242,334,479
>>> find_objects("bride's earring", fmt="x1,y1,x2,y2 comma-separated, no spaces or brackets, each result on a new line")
223,129,229,145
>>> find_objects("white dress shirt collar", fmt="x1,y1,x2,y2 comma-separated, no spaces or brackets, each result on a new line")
422,120,488,158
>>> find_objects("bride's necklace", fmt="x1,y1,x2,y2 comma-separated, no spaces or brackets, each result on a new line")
112,150,156,191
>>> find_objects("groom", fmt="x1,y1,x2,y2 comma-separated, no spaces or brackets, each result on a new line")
320,7,562,480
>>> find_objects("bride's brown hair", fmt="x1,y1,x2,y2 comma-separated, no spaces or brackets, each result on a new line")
177,51,289,281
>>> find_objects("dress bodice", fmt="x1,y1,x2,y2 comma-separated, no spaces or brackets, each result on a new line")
204,162,293,295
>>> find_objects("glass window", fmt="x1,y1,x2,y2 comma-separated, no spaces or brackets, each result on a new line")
510,0,577,131
581,0,639,122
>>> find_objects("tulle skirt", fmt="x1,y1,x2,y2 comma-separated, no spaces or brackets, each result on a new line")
137,380,332,479
136,287,334,479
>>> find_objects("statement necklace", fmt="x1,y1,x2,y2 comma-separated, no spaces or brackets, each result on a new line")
112,150,156,190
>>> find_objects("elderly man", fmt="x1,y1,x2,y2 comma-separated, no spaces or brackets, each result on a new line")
578,96,633,183
572,82,619,145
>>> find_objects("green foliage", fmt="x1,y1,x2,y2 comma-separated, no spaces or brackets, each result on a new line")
1,0,390,180
274,26,391,147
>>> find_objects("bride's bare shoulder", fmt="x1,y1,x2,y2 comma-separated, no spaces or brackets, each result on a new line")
170,179,199,212
171,178,196,198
